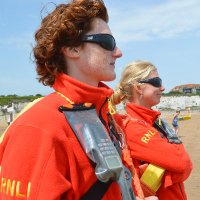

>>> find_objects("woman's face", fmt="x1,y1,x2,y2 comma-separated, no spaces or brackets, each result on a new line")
139,70,165,109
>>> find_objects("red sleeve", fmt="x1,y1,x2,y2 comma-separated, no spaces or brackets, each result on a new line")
0,125,74,200
125,120,192,183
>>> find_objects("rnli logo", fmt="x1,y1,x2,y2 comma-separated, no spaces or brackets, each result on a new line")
141,129,157,144
0,177,31,198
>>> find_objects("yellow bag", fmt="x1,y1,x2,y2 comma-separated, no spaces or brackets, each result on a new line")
140,164,165,194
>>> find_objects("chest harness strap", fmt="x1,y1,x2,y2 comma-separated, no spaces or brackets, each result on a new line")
59,103,136,200
154,118,182,144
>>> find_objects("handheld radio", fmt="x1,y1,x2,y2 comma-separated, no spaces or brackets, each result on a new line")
59,103,136,200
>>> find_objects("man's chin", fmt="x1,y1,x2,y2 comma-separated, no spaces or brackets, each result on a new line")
104,74,116,82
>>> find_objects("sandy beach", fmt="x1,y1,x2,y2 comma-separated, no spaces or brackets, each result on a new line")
162,110,200,200
0,110,199,199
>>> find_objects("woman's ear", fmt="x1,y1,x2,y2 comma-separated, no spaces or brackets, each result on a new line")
61,46,80,58
134,84,143,95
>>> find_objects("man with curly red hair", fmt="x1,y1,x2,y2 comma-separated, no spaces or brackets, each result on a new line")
0,0,126,199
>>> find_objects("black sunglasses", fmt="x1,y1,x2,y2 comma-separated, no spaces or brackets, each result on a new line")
139,77,162,88
81,34,116,51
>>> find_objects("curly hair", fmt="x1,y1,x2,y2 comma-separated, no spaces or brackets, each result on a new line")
33,0,108,86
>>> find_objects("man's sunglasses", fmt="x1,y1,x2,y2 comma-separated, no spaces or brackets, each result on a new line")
139,77,162,88
81,34,116,51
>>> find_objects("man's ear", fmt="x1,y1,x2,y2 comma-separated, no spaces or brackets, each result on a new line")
61,46,80,58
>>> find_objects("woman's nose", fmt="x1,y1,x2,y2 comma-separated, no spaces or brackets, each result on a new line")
160,85,165,91
113,46,122,58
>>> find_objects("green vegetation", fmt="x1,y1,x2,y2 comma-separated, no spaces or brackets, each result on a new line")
163,91,200,97
162,91,183,96
0,94,43,106
1,92,200,106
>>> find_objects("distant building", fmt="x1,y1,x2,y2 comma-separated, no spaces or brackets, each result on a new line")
171,84,200,94
156,96,200,110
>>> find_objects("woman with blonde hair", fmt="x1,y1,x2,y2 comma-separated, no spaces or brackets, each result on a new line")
111,60,192,200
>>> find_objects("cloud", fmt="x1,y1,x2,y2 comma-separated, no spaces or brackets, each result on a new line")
108,0,200,42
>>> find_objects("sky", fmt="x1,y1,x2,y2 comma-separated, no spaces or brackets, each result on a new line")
0,0,200,96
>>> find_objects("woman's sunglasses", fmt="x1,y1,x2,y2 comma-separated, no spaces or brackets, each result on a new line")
139,77,162,88
81,34,116,51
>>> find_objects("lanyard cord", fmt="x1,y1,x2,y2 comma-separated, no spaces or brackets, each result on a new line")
56,91,115,116
108,98,116,115
55,91,74,104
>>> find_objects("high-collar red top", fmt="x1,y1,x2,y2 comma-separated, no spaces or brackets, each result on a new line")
0,74,123,200
123,103,192,200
